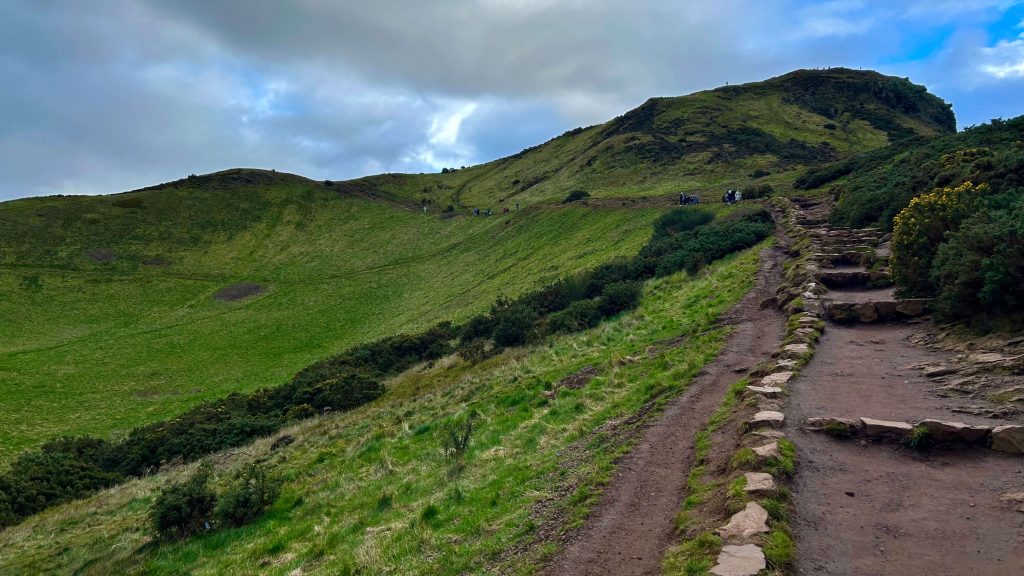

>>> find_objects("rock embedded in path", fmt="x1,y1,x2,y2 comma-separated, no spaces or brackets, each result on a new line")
991,425,1024,454
743,472,776,495
716,502,770,541
917,419,990,444
760,371,793,387
923,365,959,378
852,302,878,322
805,416,861,432
753,441,781,459
747,385,784,399
860,417,913,440
711,544,766,576
778,344,809,360
895,298,929,317
747,411,785,430
749,429,787,441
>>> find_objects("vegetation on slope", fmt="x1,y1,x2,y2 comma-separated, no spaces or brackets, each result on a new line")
0,176,662,460
796,116,1024,328
0,243,767,576
0,205,772,529
353,69,952,209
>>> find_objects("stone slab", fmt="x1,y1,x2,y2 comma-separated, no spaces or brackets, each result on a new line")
747,411,785,430
753,441,781,459
760,371,794,387
747,385,784,399
716,502,770,541
861,417,913,440
991,425,1024,454
711,544,766,576
743,472,776,495
917,419,990,444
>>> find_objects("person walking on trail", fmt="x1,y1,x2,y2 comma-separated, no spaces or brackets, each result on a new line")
515,202,520,211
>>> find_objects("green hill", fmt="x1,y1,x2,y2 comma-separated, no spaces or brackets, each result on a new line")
0,68,953,462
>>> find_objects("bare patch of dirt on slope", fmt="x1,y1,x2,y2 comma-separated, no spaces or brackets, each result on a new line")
213,282,265,302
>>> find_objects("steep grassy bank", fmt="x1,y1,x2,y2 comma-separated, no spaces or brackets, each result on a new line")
0,183,661,460
0,245,765,575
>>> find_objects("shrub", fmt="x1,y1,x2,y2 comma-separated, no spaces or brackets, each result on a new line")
741,183,774,199
491,304,538,347
214,463,282,528
891,181,983,296
561,189,590,203
598,281,642,317
284,404,317,420
151,461,217,540
548,299,602,333
652,208,714,237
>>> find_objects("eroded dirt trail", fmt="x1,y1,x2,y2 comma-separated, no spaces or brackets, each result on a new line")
787,201,1024,576
544,248,786,576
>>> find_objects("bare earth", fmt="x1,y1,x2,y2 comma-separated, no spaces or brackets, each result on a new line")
544,247,786,576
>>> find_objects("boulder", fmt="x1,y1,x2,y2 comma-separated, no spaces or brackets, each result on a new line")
852,302,878,322
746,385,784,399
753,441,781,459
747,411,785,430
895,298,929,317
716,502,770,541
760,371,794,387
917,419,990,444
860,417,913,440
991,425,1024,454
711,544,766,576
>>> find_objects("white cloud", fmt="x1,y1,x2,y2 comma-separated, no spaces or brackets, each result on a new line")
979,39,1024,78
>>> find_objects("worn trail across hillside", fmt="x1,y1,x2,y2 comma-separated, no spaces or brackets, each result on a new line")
545,247,786,576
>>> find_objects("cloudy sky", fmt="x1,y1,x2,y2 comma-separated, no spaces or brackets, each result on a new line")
2,0,1023,200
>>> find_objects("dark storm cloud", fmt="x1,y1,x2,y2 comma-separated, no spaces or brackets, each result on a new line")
0,1,1022,200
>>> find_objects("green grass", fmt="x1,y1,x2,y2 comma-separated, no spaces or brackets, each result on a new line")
0,243,766,576
0,181,663,461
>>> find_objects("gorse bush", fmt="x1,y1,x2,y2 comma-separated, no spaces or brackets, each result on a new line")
561,189,590,203
151,461,217,540
214,463,283,528
891,181,983,296
652,207,714,237
548,299,603,333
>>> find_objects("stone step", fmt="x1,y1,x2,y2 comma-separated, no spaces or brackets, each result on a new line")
818,269,890,289
823,298,929,323
711,544,766,576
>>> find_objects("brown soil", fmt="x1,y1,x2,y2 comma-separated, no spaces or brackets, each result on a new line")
543,247,787,576
86,248,118,262
789,205,1024,575
213,282,265,302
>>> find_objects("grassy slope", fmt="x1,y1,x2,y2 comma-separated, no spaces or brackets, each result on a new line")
0,243,765,576
0,178,661,460
354,69,952,208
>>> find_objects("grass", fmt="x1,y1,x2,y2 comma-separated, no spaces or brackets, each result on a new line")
0,243,766,575
0,182,663,461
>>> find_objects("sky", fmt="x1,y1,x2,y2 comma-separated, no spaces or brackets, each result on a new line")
2,0,1024,201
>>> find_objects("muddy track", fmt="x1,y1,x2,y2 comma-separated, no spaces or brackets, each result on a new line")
544,246,787,576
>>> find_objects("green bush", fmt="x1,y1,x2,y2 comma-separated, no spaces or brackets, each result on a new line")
652,207,713,237
548,299,602,333
598,281,642,317
151,461,217,540
561,189,590,203
491,303,539,347
214,463,282,528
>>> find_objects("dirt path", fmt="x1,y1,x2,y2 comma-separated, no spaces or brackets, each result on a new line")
787,204,1024,576
544,247,787,576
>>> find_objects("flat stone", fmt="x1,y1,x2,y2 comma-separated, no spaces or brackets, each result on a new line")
753,441,781,459
778,344,809,360
861,417,913,440
743,472,776,495
757,399,783,412
749,429,787,440
923,365,959,378
775,359,798,370
716,502,770,541
991,425,1024,454
805,416,861,431
711,544,766,576
969,352,1008,364
760,371,794,387
917,419,990,444
747,411,785,430
747,385,783,399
